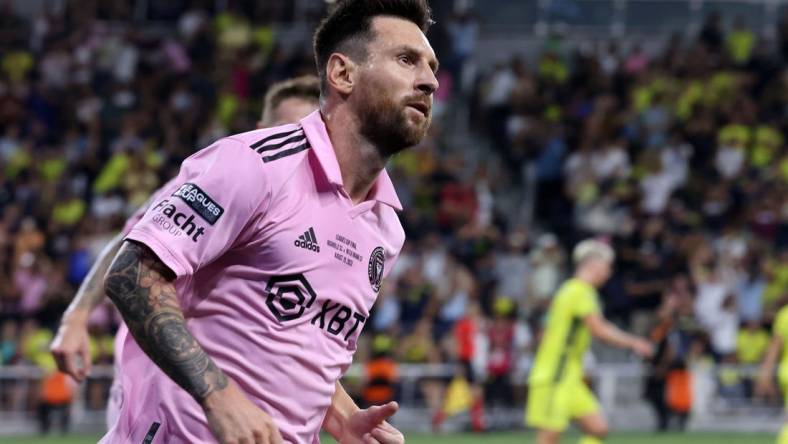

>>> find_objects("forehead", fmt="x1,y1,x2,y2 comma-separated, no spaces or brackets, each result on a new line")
276,96,318,109
368,16,436,59
271,97,318,123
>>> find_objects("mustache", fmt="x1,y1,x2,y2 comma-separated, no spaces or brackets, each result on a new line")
403,95,431,114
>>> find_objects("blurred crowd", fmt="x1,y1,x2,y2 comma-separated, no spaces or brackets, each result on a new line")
366,7,788,421
0,0,323,420
0,0,787,429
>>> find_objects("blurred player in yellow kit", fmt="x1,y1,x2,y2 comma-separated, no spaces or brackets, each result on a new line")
756,302,788,444
527,239,654,444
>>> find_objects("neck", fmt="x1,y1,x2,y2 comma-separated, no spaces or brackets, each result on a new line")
574,269,597,288
321,104,389,204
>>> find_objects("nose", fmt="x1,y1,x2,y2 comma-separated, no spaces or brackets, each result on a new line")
416,67,439,96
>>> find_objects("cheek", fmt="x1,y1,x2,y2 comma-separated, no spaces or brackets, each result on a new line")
364,64,409,94
366,82,396,110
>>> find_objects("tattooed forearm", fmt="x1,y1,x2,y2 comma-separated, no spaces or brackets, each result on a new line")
104,241,228,401
146,311,228,397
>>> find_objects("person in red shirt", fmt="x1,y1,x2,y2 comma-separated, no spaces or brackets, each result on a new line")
486,298,518,406
433,302,486,431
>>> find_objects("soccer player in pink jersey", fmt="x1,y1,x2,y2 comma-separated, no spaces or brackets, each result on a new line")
99,0,438,443
50,76,320,428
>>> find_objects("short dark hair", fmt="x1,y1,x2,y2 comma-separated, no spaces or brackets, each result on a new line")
313,0,433,93
261,75,321,124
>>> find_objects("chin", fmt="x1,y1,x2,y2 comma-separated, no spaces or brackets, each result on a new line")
364,109,431,155
401,132,427,148
404,123,430,145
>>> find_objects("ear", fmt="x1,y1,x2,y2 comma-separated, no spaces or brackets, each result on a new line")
326,53,356,95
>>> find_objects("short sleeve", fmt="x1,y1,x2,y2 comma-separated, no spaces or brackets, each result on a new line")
124,138,269,278
121,177,180,236
572,285,601,318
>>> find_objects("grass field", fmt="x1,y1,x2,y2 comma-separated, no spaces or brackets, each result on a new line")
1,432,775,444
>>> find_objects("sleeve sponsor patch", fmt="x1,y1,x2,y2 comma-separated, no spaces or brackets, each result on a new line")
171,183,224,225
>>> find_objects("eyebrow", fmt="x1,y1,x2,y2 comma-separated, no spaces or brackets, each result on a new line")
395,45,440,73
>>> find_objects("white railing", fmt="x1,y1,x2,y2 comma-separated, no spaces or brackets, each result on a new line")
0,361,784,434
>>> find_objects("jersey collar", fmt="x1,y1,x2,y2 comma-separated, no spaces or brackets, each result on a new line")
300,110,403,211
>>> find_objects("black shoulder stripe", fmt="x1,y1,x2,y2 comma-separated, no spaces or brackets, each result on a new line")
255,133,306,153
141,422,161,444
262,141,312,163
249,127,303,150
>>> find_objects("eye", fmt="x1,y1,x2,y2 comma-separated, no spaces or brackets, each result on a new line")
398,54,414,66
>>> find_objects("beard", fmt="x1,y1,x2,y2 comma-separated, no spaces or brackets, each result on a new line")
356,82,432,157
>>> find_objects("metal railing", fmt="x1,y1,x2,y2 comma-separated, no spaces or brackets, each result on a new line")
0,361,783,434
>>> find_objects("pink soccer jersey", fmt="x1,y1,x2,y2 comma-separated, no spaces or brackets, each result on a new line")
100,110,405,444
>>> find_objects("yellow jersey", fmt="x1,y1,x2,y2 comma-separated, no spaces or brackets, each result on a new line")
773,305,788,384
529,278,600,385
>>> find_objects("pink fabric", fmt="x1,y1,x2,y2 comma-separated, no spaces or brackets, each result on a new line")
625,53,649,74
101,111,405,444
105,324,125,428
163,39,191,73
86,302,113,330
15,269,47,315
434,70,453,102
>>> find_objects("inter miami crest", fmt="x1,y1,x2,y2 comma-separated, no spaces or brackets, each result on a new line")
368,246,385,293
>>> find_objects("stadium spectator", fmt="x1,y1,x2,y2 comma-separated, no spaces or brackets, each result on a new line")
363,334,400,408
38,370,74,435
20,319,74,434
526,233,566,315
0,320,19,365
736,319,770,399
737,320,770,366
445,5,477,94
492,228,531,311
485,297,531,408
432,302,486,432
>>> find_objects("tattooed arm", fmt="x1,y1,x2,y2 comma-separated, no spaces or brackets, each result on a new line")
51,233,123,381
104,240,282,444
104,240,227,399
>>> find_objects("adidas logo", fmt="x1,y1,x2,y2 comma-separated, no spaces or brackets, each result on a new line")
294,227,320,252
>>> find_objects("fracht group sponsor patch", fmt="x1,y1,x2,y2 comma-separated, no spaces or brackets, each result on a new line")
172,182,224,225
